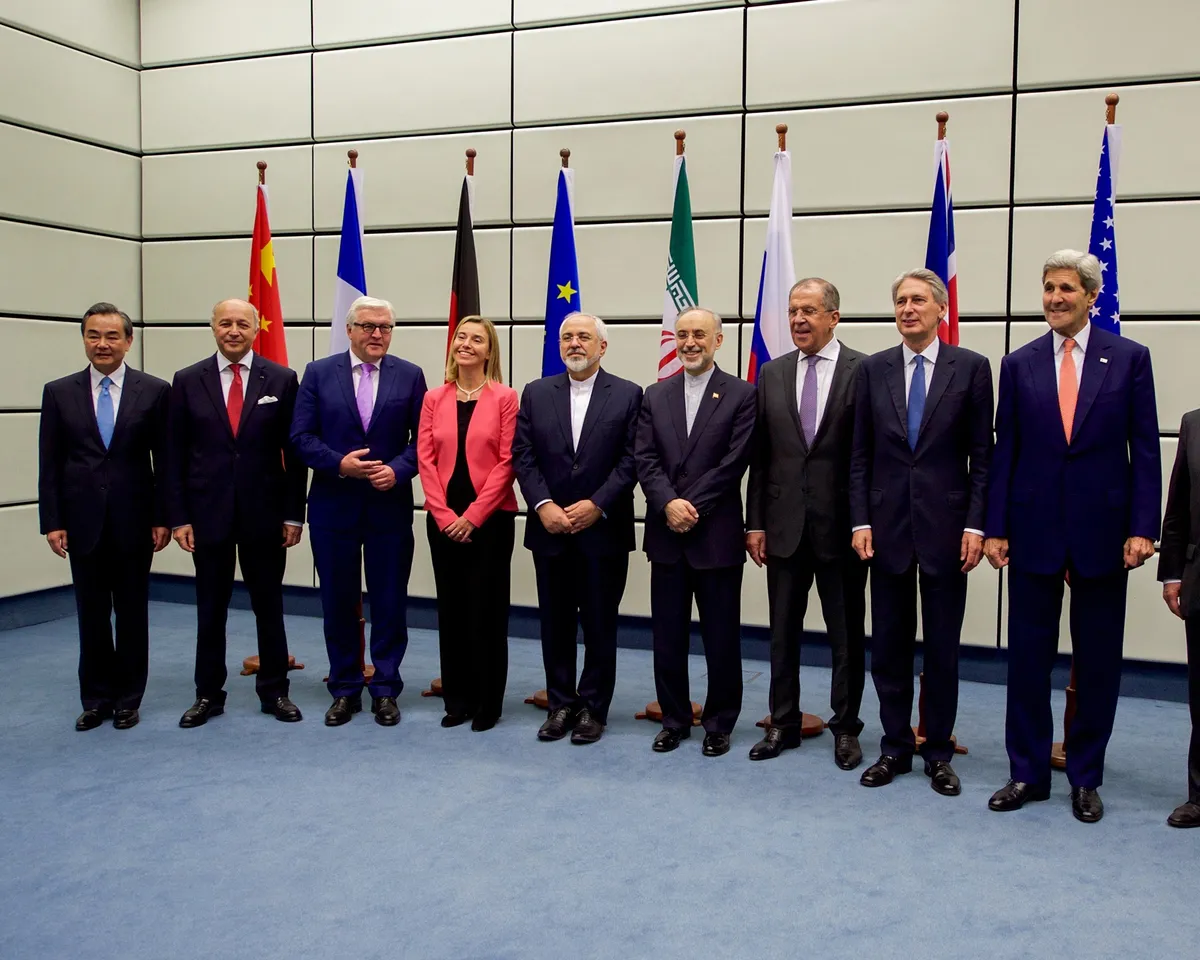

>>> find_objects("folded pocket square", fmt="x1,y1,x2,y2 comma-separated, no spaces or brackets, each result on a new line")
257,395,279,405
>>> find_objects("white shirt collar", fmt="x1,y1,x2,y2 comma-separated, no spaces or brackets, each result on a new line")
684,364,717,391
902,336,940,367
801,337,841,364
569,366,600,392
217,349,254,373
90,362,127,389
1052,322,1090,355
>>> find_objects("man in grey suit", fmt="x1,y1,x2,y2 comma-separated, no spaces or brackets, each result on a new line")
745,278,868,769
1160,407,1200,828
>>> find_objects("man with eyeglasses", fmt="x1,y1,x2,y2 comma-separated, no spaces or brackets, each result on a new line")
38,302,172,731
291,296,428,727
513,312,642,744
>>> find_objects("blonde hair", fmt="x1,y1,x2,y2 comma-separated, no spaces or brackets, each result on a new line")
445,315,504,385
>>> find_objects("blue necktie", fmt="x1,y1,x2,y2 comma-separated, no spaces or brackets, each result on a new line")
907,356,925,452
97,376,115,449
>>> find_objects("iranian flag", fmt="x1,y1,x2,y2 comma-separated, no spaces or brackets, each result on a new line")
657,152,698,380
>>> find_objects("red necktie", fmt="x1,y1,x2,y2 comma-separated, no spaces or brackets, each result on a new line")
228,362,244,437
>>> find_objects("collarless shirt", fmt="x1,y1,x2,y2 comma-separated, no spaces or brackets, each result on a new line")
683,364,716,435
1052,321,1089,390
796,337,842,433
901,336,940,401
569,366,600,451
350,349,381,409
217,349,254,404
90,362,127,416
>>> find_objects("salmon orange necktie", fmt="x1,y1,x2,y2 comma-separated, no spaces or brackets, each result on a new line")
1059,338,1077,442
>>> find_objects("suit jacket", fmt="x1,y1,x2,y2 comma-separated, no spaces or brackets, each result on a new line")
1160,410,1200,618
513,369,642,557
635,364,757,569
850,343,993,578
167,354,308,546
38,366,171,556
417,381,519,531
746,344,865,563
984,327,1161,578
290,351,427,532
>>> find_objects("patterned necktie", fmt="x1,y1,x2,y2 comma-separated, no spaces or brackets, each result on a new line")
1059,338,1078,442
96,376,115,449
357,362,376,432
798,354,819,446
907,355,926,452
227,362,244,437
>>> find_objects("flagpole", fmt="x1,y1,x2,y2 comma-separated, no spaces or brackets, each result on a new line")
776,122,787,151
936,110,948,141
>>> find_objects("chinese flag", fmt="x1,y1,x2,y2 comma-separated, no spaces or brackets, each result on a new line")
249,183,288,365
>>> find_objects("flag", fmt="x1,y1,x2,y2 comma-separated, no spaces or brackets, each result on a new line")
747,149,796,384
541,167,580,377
658,153,698,380
924,138,959,346
1087,123,1122,334
447,173,480,359
329,166,366,356
248,182,287,365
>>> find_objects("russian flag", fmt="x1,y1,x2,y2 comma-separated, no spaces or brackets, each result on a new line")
925,138,958,346
747,148,796,384
329,164,366,356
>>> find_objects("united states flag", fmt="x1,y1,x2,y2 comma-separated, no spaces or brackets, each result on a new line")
1087,123,1122,334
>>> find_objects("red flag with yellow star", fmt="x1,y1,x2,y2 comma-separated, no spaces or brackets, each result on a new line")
249,183,287,365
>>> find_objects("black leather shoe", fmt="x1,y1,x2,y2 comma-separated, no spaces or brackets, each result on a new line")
834,733,863,770
748,725,801,760
702,732,731,757
113,709,139,730
441,712,473,728
371,696,400,726
1071,786,1104,823
179,698,224,728
570,708,604,744
859,754,912,787
76,708,112,731
262,697,302,722
538,706,576,741
652,726,690,753
1167,800,1200,828
324,696,362,726
471,714,498,732
988,779,1050,811
924,759,961,796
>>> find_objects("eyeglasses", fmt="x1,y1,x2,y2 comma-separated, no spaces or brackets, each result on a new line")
352,322,393,335
559,333,595,344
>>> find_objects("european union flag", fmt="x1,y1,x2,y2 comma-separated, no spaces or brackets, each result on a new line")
542,168,580,377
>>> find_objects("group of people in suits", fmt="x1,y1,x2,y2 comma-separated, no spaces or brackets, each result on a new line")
37,246,1198,829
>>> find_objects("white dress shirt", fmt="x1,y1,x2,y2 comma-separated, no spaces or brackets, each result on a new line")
797,337,842,432
683,364,716,435
1052,321,1090,390
90,362,126,416
350,349,380,410
218,349,253,403
569,366,599,451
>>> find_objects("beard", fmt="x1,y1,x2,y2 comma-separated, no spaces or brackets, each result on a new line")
564,354,595,374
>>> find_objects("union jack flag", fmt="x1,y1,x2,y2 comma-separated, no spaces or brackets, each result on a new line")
925,138,958,345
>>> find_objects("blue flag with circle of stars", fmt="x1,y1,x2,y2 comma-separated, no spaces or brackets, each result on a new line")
1087,124,1121,334
542,167,580,376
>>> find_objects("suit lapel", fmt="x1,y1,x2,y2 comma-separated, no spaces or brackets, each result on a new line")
201,357,234,439
780,351,807,452
110,368,144,449
76,369,105,449
917,346,955,439
1071,330,1113,442
668,372,688,452
552,373,573,451
575,369,611,455
367,356,397,436
335,352,360,431
811,348,855,451
1026,334,1063,447
683,366,724,461
884,347,908,435
239,357,266,432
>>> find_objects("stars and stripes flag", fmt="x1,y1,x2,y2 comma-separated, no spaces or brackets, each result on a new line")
658,153,697,380
541,166,580,377
747,148,796,384
1087,123,1122,334
924,137,959,345
329,164,366,355
447,170,480,359
248,180,287,365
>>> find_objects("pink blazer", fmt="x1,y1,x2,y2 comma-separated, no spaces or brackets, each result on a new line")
417,381,518,530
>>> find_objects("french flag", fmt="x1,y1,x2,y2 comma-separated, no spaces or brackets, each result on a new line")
329,164,366,356
747,148,795,384
925,138,959,345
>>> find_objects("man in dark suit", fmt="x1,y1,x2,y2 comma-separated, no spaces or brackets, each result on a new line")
168,299,309,727
291,296,428,727
850,269,993,796
746,278,868,769
635,306,757,757
986,250,1160,823
1160,408,1200,829
39,302,171,731
514,313,642,745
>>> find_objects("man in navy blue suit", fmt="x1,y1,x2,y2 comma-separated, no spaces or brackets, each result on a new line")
513,313,642,745
985,250,1160,823
291,296,428,727
850,269,993,797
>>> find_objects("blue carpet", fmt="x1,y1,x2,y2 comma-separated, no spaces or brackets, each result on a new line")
0,602,1195,960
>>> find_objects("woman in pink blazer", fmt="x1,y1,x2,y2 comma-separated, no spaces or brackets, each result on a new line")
417,316,518,731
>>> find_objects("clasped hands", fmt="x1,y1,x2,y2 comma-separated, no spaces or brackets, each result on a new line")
340,447,396,491
537,499,603,536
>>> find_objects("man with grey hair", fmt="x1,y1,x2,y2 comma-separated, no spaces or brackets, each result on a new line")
984,250,1160,823
513,312,643,744
850,268,994,797
291,295,428,727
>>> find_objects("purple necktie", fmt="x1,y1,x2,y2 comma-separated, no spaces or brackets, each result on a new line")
799,354,819,445
357,362,375,432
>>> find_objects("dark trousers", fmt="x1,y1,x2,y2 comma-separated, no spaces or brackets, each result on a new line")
311,523,413,700
533,545,629,725
427,511,515,721
870,561,966,763
1188,616,1200,803
650,560,743,735
192,533,289,705
766,539,867,735
1006,566,1128,789
68,520,153,711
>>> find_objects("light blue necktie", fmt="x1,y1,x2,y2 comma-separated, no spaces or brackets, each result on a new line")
97,376,115,449
907,355,925,452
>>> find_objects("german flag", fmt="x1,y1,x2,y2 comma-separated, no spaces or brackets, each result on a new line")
249,181,288,365
446,173,480,360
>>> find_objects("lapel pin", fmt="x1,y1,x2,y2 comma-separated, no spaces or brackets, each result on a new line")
712,392,720,400
1099,357,1109,364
